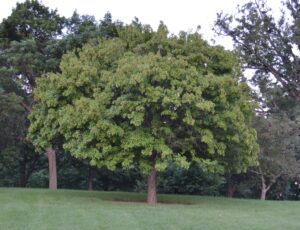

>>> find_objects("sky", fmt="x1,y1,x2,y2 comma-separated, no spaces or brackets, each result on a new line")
1,0,283,49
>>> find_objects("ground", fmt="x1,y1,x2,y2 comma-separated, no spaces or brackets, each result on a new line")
1,188,299,230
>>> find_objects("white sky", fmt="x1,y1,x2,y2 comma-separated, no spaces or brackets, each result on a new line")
1,0,283,49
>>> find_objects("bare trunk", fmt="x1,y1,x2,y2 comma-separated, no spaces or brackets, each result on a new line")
147,165,157,204
261,188,267,200
46,147,57,190
260,176,272,200
88,166,94,191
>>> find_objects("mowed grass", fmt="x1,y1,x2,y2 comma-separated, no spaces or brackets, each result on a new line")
1,188,300,230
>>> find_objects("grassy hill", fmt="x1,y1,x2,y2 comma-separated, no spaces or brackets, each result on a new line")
1,188,299,230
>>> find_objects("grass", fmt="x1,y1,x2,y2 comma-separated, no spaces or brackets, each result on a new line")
1,188,300,230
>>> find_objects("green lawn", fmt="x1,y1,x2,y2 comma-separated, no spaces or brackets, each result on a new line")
0,188,299,230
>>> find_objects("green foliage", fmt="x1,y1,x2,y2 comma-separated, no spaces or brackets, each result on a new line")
0,74,26,186
0,0,126,188
0,0,67,188
27,169,48,188
253,116,299,181
0,0,65,44
226,115,300,200
29,24,258,175
157,163,224,195
214,0,300,115
215,0,300,200
0,0,66,92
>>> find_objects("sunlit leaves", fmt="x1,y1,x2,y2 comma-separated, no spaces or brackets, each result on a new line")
29,25,258,173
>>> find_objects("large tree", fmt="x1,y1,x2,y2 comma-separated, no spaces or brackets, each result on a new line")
29,23,258,204
0,1,122,189
0,0,66,189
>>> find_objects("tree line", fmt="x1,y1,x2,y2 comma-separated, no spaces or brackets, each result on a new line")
0,0,299,203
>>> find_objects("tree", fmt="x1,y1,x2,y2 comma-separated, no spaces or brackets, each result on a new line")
0,0,66,189
29,24,258,204
214,0,300,114
0,0,66,89
252,116,299,200
99,12,120,38
0,43,44,187
0,77,24,186
215,0,300,200
0,1,125,189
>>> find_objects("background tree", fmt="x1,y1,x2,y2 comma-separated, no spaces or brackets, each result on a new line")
157,163,224,195
251,116,299,200
214,0,300,110
29,24,258,204
0,46,43,187
0,0,67,189
214,0,300,198
0,75,24,186
0,1,123,189
0,0,66,88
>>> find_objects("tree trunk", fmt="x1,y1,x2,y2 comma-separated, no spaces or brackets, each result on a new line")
225,173,237,198
260,176,272,200
46,147,57,189
19,154,27,187
147,165,157,204
88,166,94,191
261,187,267,200
227,184,237,198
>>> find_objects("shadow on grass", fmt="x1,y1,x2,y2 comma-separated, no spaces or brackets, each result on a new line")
61,189,206,205
103,197,193,205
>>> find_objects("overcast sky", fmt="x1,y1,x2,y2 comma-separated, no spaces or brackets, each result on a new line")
1,0,282,49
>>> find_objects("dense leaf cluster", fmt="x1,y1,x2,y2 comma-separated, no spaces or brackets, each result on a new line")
29,23,258,173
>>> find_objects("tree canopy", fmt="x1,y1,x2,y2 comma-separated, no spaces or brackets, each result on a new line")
29,23,258,203
214,0,300,116
252,115,299,200
214,0,300,199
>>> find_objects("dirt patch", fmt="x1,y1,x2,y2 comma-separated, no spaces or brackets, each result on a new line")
106,198,193,205
158,200,193,205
